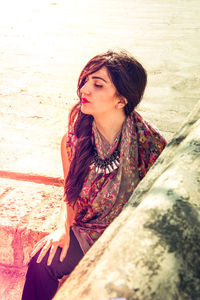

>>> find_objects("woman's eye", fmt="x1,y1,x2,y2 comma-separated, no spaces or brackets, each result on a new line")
94,83,103,88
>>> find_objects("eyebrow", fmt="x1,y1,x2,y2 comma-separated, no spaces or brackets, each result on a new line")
91,76,107,83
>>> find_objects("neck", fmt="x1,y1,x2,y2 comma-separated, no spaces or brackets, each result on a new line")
94,111,126,144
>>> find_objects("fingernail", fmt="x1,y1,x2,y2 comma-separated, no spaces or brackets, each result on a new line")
47,260,51,266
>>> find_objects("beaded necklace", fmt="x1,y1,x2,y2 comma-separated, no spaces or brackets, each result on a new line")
91,133,122,174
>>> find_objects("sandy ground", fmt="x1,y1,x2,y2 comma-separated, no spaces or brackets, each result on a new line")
0,0,200,179
0,0,200,298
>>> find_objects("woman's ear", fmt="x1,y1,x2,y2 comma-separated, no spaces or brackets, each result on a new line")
116,97,128,109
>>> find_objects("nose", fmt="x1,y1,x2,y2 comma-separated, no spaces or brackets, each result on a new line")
80,81,90,96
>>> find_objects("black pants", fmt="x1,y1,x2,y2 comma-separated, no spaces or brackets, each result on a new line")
22,229,84,300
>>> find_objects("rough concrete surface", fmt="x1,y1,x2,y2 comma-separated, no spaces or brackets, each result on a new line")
0,0,200,299
0,178,63,267
54,101,200,300
0,178,64,299
0,266,26,300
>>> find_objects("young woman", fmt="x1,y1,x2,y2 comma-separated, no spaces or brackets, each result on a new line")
22,50,166,299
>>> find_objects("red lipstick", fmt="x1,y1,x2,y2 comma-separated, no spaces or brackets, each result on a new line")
82,98,89,103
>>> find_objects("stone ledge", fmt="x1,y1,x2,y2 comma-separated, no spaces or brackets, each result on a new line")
0,265,26,300
0,178,64,268
0,170,64,187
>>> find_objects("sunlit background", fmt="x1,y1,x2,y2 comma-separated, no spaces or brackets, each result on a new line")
0,0,200,177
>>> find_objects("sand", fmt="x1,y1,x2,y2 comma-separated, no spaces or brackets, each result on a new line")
0,0,200,179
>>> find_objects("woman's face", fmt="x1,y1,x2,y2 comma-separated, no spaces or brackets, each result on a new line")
80,66,123,118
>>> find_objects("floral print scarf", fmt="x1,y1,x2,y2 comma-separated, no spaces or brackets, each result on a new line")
66,111,167,253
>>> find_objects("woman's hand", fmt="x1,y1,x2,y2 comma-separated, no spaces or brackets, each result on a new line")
30,226,70,266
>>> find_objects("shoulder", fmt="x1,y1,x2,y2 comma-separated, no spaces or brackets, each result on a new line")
61,133,67,147
132,110,167,177
132,110,167,146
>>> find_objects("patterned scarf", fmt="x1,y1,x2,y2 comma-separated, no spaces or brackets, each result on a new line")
66,111,167,252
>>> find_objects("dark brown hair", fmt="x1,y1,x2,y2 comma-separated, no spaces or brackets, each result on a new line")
65,50,147,205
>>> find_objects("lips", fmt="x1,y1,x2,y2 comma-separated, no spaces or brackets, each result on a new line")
82,97,89,103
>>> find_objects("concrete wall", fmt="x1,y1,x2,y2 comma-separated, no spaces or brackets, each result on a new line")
54,100,200,300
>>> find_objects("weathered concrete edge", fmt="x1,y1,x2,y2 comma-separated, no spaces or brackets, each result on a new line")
0,224,49,268
0,170,64,187
126,99,200,208
0,176,64,268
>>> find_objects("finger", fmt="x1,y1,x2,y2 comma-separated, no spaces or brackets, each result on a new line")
60,239,69,262
36,240,51,264
33,238,45,249
47,244,58,266
30,239,46,257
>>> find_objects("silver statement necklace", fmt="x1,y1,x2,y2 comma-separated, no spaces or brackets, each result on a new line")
91,133,122,174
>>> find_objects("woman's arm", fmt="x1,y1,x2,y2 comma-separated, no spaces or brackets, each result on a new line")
60,134,76,228
58,133,77,261
61,134,70,181
30,133,75,265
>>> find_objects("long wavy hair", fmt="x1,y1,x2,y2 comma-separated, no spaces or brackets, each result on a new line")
65,50,147,205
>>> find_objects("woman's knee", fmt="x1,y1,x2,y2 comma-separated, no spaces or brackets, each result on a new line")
22,250,60,300
28,249,52,278
28,247,64,280
28,250,46,273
